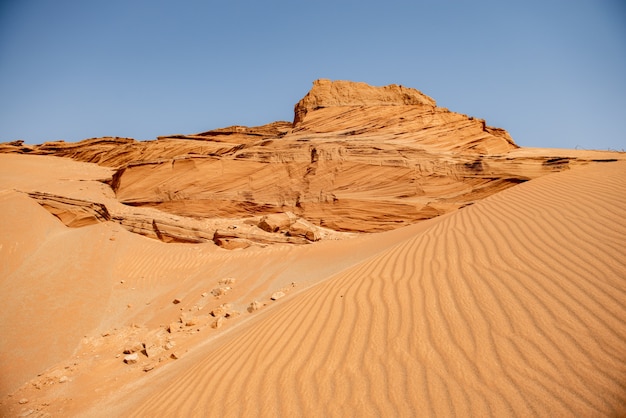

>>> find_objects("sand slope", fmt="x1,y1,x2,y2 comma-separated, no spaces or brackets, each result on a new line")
1,81,626,417
1,154,449,416
99,161,626,417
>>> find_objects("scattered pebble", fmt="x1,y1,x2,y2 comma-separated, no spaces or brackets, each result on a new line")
123,342,144,354
247,300,262,313
144,344,163,358
218,278,236,285
224,310,240,319
210,304,231,317
211,287,230,297
180,313,197,327
168,322,183,333
123,353,138,364
271,291,285,301
212,316,224,329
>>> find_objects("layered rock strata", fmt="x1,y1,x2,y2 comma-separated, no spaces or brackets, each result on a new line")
2,79,622,245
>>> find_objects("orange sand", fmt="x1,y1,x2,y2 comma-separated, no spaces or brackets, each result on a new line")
1,80,625,417
1,154,624,417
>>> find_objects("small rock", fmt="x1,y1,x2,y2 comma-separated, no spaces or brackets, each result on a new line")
172,297,182,304
144,345,162,359
123,353,138,364
143,362,156,372
211,316,224,329
211,287,230,297
218,278,236,286
288,218,321,241
18,398,28,404
180,312,197,327
123,342,144,354
168,322,184,333
258,212,297,233
170,351,180,360
210,303,231,317
271,291,285,301
201,292,208,298
224,310,240,319
59,376,68,383
247,301,262,313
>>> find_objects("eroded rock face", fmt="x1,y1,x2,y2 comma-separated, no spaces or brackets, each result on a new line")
27,192,111,227
293,78,437,125
2,79,620,245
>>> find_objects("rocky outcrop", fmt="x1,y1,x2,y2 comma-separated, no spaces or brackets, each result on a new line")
27,192,111,227
213,224,309,248
293,79,437,125
25,190,324,247
4,79,624,241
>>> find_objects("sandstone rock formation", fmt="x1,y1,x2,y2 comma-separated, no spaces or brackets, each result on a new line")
1,79,620,246
293,78,437,125
1,114,626,417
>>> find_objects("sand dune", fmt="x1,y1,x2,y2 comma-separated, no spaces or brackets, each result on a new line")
82,161,625,417
1,80,625,417
0,153,440,416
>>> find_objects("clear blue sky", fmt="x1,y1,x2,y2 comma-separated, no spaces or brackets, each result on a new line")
1,0,625,149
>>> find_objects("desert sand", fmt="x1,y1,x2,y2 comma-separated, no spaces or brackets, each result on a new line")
1,80,625,417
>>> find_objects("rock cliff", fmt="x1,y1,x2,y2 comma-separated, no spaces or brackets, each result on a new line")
2,79,622,247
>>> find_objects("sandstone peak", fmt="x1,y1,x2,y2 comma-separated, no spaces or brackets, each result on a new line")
294,79,437,125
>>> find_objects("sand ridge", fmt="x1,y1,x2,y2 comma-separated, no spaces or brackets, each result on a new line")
81,161,626,417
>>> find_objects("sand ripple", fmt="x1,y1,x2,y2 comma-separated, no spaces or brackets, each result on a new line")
126,163,626,417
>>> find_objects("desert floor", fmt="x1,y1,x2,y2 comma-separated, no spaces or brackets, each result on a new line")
0,152,625,417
